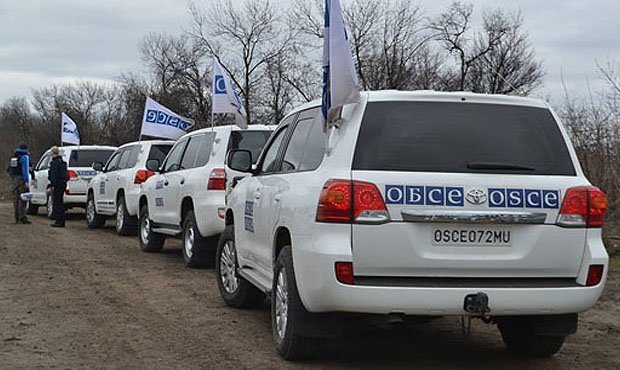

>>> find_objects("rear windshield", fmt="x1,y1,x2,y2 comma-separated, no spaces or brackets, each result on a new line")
69,150,115,168
228,131,272,164
148,145,172,163
353,102,576,176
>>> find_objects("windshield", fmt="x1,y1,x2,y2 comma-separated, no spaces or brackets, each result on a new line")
69,149,115,168
228,130,272,164
353,101,575,176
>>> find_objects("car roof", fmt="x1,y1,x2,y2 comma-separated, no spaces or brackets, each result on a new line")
57,145,117,152
118,140,174,149
287,90,550,117
183,124,275,139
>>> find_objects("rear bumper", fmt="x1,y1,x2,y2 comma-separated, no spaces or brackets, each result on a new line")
292,226,608,316
63,194,86,205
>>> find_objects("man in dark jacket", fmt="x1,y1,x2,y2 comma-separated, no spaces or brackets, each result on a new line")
48,146,68,227
8,144,31,224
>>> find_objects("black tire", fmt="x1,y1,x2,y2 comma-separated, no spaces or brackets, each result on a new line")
138,204,165,252
272,246,320,361
115,194,137,236
86,193,106,229
215,224,265,308
182,210,216,268
498,320,566,357
26,201,39,215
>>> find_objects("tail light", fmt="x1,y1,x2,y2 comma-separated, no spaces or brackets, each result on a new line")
207,168,226,190
557,186,607,227
586,265,604,286
134,169,155,184
316,179,389,223
335,262,354,285
67,170,78,180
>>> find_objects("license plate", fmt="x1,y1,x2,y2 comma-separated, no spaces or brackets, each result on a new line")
431,227,512,246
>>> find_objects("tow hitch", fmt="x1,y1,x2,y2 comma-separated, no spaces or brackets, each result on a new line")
463,292,490,315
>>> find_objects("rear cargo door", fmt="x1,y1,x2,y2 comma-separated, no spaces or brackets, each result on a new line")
351,101,587,278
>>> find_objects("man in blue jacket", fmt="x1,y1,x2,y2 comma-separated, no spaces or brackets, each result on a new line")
8,144,31,224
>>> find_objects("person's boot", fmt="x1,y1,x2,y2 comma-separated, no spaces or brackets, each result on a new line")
20,218,31,224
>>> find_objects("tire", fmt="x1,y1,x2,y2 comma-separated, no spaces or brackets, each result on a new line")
272,246,320,361
26,201,39,215
86,193,106,229
498,320,566,357
46,195,54,219
115,194,136,236
216,224,265,308
138,204,165,252
182,210,216,268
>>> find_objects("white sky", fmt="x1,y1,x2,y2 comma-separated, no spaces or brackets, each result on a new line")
0,0,618,105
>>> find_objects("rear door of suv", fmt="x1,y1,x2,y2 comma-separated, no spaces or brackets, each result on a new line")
351,100,588,279
67,149,115,197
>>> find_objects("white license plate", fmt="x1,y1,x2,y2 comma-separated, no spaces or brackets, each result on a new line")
431,227,512,246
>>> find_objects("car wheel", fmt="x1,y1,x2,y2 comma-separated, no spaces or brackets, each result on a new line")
215,224,264,308
46,195,54,219
272,246,320,361
86,193,106,229
115,194,136,236
498,320,566,357
138,204,165,252
182,210,216,268
26,201,39,215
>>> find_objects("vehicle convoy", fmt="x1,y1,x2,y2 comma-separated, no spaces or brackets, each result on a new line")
28,145,116,218
138,124,274,268
85,140,174,235
219,91,609,360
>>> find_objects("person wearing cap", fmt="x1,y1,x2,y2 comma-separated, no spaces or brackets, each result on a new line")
7,144,31,224
48,146,68,227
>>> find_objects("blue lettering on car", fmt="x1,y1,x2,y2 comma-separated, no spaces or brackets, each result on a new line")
155,198,164,207
385,185,464,207
244,201,254,232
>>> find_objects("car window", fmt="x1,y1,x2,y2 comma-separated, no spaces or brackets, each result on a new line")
105,151,123,172
69,150,115,168
180,135,209,170
126,145,141,168
117,148,132,170
298,114,326,171
148,144,172,164
194,133,216,167
353,101,576,176
281,119,314,172
163,139,188,173
37,153,51,170
227,131,272,164
259,128,288,174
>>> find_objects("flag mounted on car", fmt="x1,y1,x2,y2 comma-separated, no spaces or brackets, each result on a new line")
139,97,195,140
212,58,247,129
322,0,360,122
61,112,81,145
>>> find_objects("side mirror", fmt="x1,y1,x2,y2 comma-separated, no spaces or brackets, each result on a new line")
92,162,104,172
146,159,160,172
228,149,253,173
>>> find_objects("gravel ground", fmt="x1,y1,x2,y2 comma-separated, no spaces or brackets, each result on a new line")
0,202,618,369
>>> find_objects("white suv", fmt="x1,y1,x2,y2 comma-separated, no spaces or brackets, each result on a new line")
219,91,609,360
85,140,174,235
28,145,116,217
138,124,274,268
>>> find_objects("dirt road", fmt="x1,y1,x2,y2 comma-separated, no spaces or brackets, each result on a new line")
1,203,618,369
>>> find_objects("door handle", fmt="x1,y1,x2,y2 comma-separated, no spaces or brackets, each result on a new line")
164,180,169,186
274,194,281,202
180,178,185,185
253,191,261,199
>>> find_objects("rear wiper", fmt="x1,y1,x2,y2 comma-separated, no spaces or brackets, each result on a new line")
467,161,535,171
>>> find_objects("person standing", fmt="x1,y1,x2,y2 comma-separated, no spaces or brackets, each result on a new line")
48,147,68,228
7,144,31,224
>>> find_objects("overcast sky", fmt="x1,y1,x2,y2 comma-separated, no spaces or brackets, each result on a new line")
0,0,618,105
